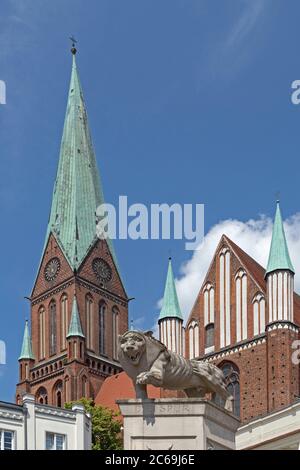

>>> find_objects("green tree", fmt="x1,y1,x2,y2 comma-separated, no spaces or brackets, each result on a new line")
65,398,123,450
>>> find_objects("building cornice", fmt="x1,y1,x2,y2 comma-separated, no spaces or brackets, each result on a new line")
31,275,128,307
76,277,128,306
0,409,23,421
35,405,76,420
31,279,75,305
266,320,299,333
200,335,267,362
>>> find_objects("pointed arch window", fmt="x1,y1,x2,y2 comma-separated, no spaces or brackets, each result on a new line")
61,294,68,351
203,283,215,326
64,376,70,403
86,295,94,350
36,387,48,405
220,362,240,418
39,306,46,360
219,248,231,348
235,269,247,342
99,302,106,355
205,323,215,350
253,293,265,336
49,300,57,356
112,306,119,360
188,321,199,359
82,376,87,398
53,380,63,408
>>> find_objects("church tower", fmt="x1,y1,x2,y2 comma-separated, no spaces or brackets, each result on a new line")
16,45,128,406
265,201,299,412
158,258,184,355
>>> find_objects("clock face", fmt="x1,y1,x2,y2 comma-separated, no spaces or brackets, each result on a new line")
44,257,61,282
92,258,112,282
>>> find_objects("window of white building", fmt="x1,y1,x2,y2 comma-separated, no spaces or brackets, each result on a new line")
0,430,14,450
45,432,66,450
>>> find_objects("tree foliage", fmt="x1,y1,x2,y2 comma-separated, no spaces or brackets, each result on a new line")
65,398,123,450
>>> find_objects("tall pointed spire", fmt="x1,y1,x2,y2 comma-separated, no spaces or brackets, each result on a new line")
19,321,34,360
45,48,117,270
159,258,183,320
67,295,85,338
266,201,295,276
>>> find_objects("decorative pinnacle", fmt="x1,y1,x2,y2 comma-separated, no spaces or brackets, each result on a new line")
70,36,77,55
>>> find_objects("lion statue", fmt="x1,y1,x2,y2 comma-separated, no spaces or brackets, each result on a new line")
118,330,233,412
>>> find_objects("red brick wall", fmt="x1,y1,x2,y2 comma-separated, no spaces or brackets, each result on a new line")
212,342,268,422
17,234,128,406
267,327,300,412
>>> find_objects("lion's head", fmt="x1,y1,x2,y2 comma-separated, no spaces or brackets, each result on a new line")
118,330,168,379
119,331,146,365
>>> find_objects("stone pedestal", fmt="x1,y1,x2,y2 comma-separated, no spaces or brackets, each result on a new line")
117,398,239,450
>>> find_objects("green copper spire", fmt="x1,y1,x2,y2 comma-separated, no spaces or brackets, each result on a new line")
266,201,295,276
45,50,117,270
19,321,34,361
159,258,183,321
67,295,85,338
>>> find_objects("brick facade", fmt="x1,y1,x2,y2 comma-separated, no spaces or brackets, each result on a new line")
16,234,128,406
185,234,300,423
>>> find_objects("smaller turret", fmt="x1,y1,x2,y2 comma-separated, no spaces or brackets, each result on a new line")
158,258,184,355
67,294,85,363
18,320,35,385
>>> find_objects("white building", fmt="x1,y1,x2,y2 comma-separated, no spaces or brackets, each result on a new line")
0,394,91,450
237,401,300,450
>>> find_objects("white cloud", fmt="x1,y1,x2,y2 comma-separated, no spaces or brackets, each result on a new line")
200,0,271,84
225,0,268,50
157,212,300,325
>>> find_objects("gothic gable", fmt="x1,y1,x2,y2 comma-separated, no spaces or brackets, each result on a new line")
77,239,127,301
186,235,268,357
31,233,74,299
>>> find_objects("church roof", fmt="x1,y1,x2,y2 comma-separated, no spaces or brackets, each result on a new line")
224,236,267,293
266,202,295,275
19,321,34,361
45,52,117,271
159,258,183,321
67,295,85,338
219,235,300,324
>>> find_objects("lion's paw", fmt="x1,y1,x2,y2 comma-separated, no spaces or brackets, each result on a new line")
136,372,149,385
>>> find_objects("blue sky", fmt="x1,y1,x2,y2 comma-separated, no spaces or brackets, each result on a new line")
1,0,300,401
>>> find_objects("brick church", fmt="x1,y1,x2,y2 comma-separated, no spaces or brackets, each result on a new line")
157,203,300,424
16,46,300,434
16,45,128,406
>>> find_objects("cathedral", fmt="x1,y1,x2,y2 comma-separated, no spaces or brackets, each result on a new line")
158,203,299,424
16,45,128,406
16,47,300,435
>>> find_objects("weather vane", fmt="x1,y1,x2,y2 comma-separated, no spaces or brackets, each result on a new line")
70,36,77,55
